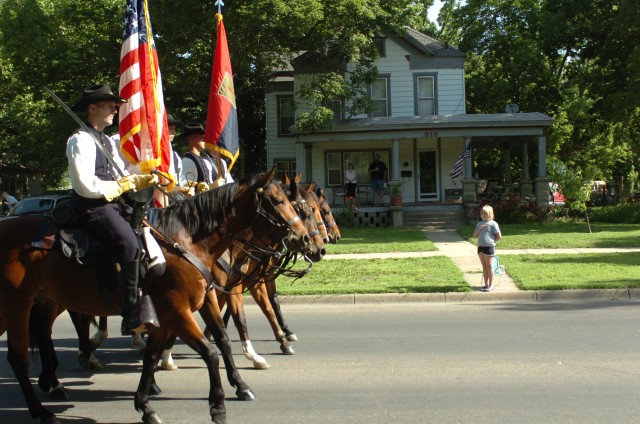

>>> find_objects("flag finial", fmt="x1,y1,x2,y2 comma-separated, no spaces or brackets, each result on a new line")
215,0,224,14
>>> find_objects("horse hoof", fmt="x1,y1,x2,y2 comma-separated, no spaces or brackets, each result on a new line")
253,359,270,370
49,386,69,401
41,414,62,424
280,345,295,355
160,361,178,371
143,412,163,424
286,333,298,342
149,382,163,396
78,353,103,370
236,388,257,401
37,375,51,393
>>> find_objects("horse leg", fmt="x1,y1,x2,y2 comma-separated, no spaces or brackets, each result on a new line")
6,306,58,423
30,303,70,401
225,288,273,367
267,282,297,341
67,311,103,370
250,283,294,354
201,291,257,399
136,316,227,424
89,316,109,350
133,329,167,424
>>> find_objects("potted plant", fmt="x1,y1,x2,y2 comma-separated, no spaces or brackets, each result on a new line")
389,181,403,206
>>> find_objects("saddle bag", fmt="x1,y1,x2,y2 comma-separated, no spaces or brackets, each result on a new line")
59,227,92,263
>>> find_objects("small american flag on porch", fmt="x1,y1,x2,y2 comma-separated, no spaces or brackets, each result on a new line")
449,145,471,179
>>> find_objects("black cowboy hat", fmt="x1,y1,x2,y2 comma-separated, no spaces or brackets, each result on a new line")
182,122,205,138
167,113,181,126
71,84,126,112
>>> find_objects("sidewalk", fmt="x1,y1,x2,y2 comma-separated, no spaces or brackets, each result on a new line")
315,227,640,303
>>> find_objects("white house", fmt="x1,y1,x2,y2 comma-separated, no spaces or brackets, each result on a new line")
264,27,553,217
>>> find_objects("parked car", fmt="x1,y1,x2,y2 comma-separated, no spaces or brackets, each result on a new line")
549,182,565,206
0,191,72,220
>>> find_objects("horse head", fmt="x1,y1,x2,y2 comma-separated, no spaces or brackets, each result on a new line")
281,173,326,262
315,187,342,244
248,166,310,253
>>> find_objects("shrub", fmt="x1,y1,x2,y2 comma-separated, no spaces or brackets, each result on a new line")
588,203,640,224
474,195,549,224
335,204,361,228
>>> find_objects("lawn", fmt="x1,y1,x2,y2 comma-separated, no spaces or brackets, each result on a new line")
325,227,438,254
500,252,640,290
457,222,640,249
276,257,468,295
274,222,640,294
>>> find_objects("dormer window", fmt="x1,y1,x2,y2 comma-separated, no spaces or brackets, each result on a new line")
373,37,386,57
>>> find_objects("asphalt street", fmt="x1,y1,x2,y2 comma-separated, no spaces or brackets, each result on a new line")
2,300,640,423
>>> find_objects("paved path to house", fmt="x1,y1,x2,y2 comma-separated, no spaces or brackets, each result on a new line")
316,227,640,303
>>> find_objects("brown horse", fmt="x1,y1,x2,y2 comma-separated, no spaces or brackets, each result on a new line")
217,179,341,368
0,169,309,424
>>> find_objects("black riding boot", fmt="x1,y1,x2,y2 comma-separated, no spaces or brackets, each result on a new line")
119,261,159,335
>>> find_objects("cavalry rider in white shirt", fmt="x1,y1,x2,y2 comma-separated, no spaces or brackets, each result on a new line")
66,84,159,335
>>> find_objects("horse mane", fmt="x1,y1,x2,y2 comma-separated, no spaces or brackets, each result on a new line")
154,174,259,239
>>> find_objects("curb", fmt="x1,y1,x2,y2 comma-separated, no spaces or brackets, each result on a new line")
244,290,640,305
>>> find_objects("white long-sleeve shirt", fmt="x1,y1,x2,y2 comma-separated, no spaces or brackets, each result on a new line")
66,129,129,199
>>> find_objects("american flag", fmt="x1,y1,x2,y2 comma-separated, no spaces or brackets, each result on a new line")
449,145,471,179
118,0,171,178
205,12,239,172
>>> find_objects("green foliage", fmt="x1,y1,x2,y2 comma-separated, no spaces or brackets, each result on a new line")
547,158,593,212
588,203,640,224
334,204,360,228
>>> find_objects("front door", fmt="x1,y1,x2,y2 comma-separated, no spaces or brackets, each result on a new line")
418,150,439,201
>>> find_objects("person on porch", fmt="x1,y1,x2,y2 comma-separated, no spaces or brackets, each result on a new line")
368,154,387,206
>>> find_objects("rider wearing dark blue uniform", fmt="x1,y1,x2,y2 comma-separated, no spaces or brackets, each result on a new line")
66,84,159,335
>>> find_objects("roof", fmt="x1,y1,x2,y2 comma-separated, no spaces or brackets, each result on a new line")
295,112,554,143
400,27,466,58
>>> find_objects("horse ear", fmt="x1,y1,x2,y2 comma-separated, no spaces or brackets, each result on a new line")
307,182,316,192
294,173,302,184
265,165,277,182
289,177,297,196
316,187,324,197
281,173,290,184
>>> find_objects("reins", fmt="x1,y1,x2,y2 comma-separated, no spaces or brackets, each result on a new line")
142,179,306,295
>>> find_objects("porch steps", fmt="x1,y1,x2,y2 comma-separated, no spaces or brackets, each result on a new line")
402,205,466,229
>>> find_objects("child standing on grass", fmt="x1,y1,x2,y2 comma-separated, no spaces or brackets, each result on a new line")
473,205,502,292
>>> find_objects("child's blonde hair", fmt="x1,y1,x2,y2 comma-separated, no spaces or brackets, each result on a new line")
480,204,495,220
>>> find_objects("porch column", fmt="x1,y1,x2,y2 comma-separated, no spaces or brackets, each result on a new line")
504,147,512,183
464,137,472,178
462,137,476,203
535,136,549,209
520,142,533,196
303,143,313,183
521,143,530,179
391,138,400,181
537,136,547,178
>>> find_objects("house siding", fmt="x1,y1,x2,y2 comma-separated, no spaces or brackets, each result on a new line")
265,28,472,204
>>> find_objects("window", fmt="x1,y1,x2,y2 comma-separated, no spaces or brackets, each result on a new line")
373,37,386,57
416,75,436,116
370,77,389,118
326,153,342,186
330,100,344,122
277,96,295,136
273,159,296,181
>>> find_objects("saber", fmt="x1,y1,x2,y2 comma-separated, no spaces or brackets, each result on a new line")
44,86,126,179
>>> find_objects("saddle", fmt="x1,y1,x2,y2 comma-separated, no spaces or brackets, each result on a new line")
31,187,166,278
